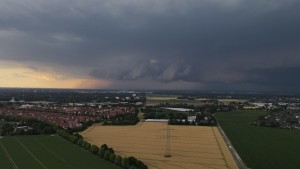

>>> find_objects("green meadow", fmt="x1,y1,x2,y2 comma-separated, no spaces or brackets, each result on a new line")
0,135,119,169
216,111,300,169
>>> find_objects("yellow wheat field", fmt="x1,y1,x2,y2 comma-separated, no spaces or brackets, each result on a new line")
147,96,178,100
80,122,238,169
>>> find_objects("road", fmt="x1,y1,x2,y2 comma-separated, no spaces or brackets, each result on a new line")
217,124,249,169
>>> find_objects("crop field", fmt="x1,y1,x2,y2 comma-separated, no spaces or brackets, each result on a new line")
217,99,248,103
215,111,300,169
0,135,119,169
81,122,238,169
146,94,247,106
146,96,205,106
147,94,180,99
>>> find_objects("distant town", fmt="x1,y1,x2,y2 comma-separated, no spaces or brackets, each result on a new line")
1,88,300,169
1,89,300,130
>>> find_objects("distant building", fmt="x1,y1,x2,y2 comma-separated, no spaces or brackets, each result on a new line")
145,119,169,122
188,116,196,122
10,97,15,102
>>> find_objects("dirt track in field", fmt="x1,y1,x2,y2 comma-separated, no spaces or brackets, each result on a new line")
80,122,238,169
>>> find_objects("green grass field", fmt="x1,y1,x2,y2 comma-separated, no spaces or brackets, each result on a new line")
0,121,4,134
215,111,300,169
0,135,120,169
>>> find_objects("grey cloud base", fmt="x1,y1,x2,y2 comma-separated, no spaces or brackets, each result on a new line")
0,0,300,91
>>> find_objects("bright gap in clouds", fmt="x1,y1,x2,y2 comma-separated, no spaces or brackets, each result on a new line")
0,64,111,89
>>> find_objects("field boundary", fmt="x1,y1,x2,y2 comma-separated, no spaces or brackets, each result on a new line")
0,140,19,169
217,124,249,169
211,127,229,169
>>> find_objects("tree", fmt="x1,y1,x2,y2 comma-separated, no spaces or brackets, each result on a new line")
100,144,108,151
116,155,122,166
73,133,83,139
68,135,78,143
128,156,138,166
121,157,129,168
90,145,99,154
110,154,116,163
1,123,14,135
63,132,70,139
99,148,105,158
104,150,111,160
81,141,87,148
77,139,83,146
136,160,148,169
107,147,114,154
43,126,55,134
85,142,91,150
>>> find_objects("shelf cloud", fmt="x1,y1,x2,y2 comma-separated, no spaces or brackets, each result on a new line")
0,0,300,91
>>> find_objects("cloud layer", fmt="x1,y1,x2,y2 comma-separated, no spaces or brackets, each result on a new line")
0,0,300,91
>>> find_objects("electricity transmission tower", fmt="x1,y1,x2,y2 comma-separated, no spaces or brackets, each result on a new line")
164,125,172,157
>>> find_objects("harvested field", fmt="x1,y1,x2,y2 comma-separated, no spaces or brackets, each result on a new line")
147,96,178,101
81,122,238,169
217,99,248,103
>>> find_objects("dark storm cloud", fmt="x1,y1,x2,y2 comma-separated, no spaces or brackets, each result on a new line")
0,0,300,91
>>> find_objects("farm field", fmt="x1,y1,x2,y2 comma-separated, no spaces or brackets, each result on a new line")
81,122,238,169
147,94,179,101
215,111,300,169
146,94,247,106
0,135,119,169
217,99,248,103
146,94,204,106
146,97,204,106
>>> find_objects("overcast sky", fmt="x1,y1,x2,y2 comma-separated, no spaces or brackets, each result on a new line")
0,0,300,91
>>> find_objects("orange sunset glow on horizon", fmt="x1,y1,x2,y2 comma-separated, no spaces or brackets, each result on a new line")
0,66,111,89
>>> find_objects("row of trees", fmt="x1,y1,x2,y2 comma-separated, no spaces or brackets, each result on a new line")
103,112,140,125
0,89,145,103
0,115,56,136
57,129,147,169
66,120,99,133
143,111,202,120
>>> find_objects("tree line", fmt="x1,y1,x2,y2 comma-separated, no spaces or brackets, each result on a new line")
139,108,217,126
0,89,145,103
0,115,56,136
57,129,147,169
103,112,140,125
